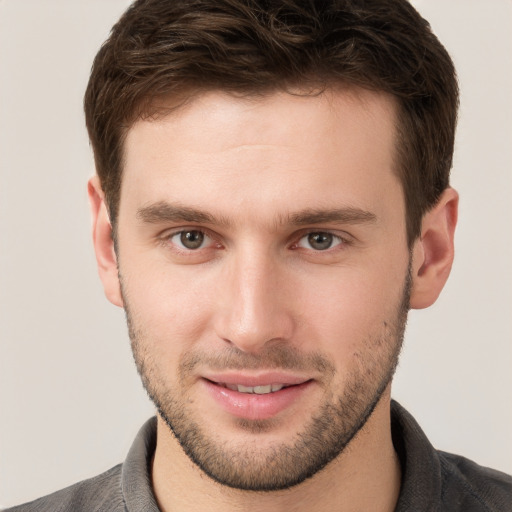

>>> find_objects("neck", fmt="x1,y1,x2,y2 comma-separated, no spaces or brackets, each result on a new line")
152,390,401,512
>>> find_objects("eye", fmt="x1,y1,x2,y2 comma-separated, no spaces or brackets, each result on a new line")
170,230,212,250
297,232,343,251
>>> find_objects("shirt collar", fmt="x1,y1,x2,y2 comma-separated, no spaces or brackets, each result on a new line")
122,416,160,511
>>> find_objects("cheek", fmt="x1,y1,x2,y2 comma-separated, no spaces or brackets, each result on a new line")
120,255,218,354
294,265,407,358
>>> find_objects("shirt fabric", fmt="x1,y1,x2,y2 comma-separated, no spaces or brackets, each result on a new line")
5,401,512,511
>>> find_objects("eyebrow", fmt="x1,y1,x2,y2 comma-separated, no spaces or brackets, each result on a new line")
137,202,221,225
136,201,377,228
287,208,376,226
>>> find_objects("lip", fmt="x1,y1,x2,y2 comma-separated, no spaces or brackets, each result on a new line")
201,372,314,421
203,371,310,388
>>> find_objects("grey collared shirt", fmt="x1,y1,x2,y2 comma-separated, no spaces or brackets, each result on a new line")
5,402,512,511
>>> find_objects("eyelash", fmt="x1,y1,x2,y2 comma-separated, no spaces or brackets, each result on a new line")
162,229,219,253
160,228,352,255
293,232,347,251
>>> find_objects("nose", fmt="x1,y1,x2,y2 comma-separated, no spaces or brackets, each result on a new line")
214,248,295,354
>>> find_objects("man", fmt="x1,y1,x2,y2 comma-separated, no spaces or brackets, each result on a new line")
5,0,511,510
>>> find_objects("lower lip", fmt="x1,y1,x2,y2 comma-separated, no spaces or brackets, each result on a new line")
202,379,312,421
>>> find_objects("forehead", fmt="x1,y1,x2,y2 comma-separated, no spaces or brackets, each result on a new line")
120,87,402,226
129,86,397,154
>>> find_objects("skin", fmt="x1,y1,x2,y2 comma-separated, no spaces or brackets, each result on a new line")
89,87,458,512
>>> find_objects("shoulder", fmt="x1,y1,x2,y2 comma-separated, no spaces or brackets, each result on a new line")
3,417,158,512
438,451,512,511
391,401,512,511
2,464,125,512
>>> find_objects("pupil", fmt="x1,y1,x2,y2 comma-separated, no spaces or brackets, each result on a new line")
308,232,332,250
181,230,204,249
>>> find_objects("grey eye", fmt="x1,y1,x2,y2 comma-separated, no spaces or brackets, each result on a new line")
172,230,208,250
308,232,333,250
298,232,342,251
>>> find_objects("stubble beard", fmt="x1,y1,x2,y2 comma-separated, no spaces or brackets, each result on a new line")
123,267,411,492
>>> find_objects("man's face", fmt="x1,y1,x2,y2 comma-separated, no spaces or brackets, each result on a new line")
116,88,411,490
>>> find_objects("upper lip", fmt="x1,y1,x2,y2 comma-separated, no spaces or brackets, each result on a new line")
202,372,311,387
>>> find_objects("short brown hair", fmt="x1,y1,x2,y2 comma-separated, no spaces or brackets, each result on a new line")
84,0,458,245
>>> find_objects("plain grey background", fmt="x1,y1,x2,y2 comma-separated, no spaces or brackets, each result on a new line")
1,0,511,508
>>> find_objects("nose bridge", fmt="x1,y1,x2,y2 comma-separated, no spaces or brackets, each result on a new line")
215,242,293,352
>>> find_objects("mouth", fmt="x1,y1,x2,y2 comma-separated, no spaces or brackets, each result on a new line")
201,374,314,421
213,382,293,394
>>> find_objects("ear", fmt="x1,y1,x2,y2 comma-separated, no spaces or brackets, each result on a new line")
409,187,458,309
88,176,123,307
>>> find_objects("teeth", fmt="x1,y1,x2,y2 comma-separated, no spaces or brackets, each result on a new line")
253,385,272,394
222,383,286,394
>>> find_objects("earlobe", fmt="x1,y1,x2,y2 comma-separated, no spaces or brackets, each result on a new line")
409,187,459,309
88,176,124,308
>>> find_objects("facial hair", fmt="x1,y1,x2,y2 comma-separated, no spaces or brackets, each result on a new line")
123,266,411,492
